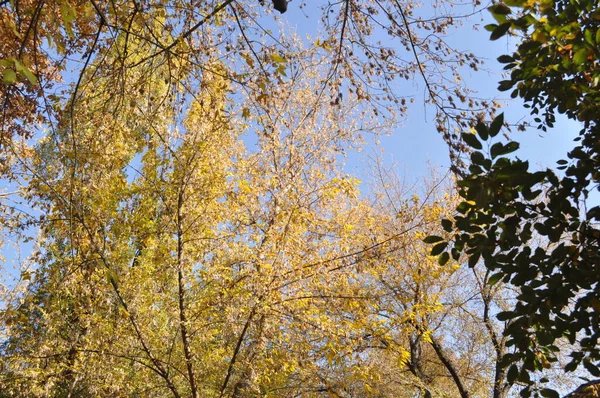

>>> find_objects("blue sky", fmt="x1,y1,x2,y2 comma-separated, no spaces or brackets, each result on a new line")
268,1,582,188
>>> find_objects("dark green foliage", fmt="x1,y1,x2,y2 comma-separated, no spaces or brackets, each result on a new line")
427,0,600,395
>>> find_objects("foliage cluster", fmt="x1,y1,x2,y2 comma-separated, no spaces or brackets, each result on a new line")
436,0,600,395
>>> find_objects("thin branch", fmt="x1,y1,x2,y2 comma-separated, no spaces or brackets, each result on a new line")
131,0,236,67
219,307,256,397
230,3,268,76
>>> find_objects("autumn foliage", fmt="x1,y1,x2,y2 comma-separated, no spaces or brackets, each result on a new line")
0,0,587,397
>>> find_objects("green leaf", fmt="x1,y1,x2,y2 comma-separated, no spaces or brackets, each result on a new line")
498,80,513,91
540,389,559,398
504,141,519,154
497,55,514,63
585,29,594,45
497,311,514,321
276,64,287,77
565,359,578,372
489,3,512,15
20,66,38,85
441,219,453,232
507,364,519,383
430,242,448,256
451,248,460,261
492,13,507,24
485,24,498,32
60,3,76,24
438,252,450,266
475,121,489,140
2,69,17,85
491,141,519,158
573,48,589,65
488,272,504,286
490,143,505,159
461,132,483,149
468,251,481,267
490,23,511,41
583,360,600,376
489,113,504,137
423,235,444,244
504,0,526,6
471,151,485,165
12,59,37,85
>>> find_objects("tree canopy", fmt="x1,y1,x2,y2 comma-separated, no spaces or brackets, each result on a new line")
434,0,600,396
0,0,596,397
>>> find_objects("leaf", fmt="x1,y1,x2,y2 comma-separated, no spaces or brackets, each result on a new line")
475,121,489,140
491,141,519,158
241,53,255,68
489,3,512,15
271,53,286,63
430,242,448,256
438,251,450,266
540,389,559,398
2,69,17,85
497,55,514,63
461,132,483,149
276,64,287,77
585,29,594,46
12,59,37,85
471,151,485,165
565,359,578,372
441,219,453,232
60,3,76,24
498,80,514,91
489,113,504,137
573,48,589,65
507,364,519,383
496,311,514,321
532,30,548,43
583,360,600,376
490,23,511,41
488,272,504,286
504,0,525,6
468,251,481,267
490,143,504,159
423,235,444,244
492,12,507,24
21,66,38,85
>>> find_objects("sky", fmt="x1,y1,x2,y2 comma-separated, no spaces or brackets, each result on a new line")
269,1,583,190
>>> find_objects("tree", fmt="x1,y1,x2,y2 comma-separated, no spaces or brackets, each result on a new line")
3,0,569,396
0,36,431,396
0,0,497,158
0,0,503,313
366,168,542,398
433,0,600,395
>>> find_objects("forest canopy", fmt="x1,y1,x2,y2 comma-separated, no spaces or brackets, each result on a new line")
0,0,597,397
